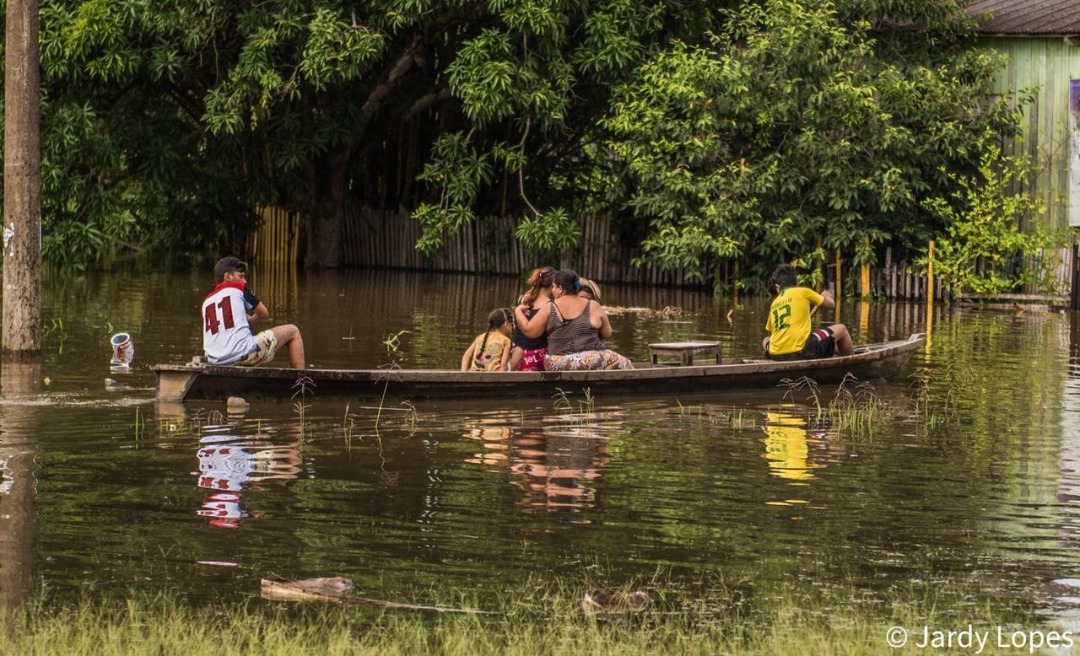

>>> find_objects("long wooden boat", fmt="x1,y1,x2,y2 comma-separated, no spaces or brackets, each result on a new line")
154,333,925,403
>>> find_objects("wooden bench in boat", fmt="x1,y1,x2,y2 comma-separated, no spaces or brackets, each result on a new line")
648,341,722,366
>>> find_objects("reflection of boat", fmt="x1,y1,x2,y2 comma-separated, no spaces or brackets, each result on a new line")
155,334,925,402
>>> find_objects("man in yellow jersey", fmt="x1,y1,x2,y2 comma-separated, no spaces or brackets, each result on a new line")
762,264,853,360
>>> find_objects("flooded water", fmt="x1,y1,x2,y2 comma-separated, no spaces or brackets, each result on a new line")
3,267,1080,625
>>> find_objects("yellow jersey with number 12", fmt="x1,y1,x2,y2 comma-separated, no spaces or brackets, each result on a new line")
766,287,824,356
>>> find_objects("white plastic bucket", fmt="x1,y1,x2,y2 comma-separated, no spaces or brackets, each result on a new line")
110,332,134,366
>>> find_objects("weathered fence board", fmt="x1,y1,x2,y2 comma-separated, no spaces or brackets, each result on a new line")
247,206,1073,303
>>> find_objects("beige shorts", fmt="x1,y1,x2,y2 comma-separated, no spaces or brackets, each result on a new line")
237,330,278,366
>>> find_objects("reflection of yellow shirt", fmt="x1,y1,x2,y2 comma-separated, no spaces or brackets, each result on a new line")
762,412,813,481
766,287,823,355
469,331,511,371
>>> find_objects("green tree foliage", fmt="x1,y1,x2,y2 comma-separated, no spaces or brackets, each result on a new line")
411,0,722,256
6,0,1024,277
35,1,254,270
600,0,1022,287
25,0,727,270
922,146,1064,297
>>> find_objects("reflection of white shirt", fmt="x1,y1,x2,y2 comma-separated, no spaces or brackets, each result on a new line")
0,456,12,495
198,492,247,520
201,282,260,364
198,445,256,492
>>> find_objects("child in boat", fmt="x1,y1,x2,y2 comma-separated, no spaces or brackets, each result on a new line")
461,308,514,372
762,264,854,359
578,278,600,303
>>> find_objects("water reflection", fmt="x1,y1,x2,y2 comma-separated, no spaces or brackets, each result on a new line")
195,427,303,529
464,414,611,513
761,410,843,506
0,363,40,613
1059,314,1080,553
20,269,1080,620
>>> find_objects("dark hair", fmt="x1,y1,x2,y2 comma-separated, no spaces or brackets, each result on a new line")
552,269,581,294
474,308,512,370
488,308,511,330
214,256,247,283
520,266,556,306
770,264,797,292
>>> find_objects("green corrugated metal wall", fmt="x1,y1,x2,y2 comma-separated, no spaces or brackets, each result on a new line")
981,37,1080,231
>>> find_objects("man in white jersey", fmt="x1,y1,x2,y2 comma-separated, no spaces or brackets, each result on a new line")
201,257,306,368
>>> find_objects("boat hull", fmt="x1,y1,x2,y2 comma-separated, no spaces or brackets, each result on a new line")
154,334,925,403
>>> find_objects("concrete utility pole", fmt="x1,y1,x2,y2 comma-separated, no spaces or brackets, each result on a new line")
3,0,42,361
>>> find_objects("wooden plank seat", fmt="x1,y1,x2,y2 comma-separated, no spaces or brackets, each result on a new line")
648,341,722,366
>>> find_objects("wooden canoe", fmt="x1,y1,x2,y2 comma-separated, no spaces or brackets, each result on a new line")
154,334,924,403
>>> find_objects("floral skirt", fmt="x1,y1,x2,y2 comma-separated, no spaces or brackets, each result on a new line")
544,350,634,371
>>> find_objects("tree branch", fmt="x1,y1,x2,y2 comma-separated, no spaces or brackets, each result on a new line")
403,88,451,122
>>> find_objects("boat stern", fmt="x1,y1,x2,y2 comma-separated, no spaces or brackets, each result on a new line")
155,365,200,402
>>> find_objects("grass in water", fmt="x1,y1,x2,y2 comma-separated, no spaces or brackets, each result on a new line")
908,364,974,430
342,402,358,449
0,579,1042,656
552,388,595,422
778,375,900,439
292,373,316,427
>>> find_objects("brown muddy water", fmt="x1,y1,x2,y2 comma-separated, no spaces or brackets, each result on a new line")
2,268,1080,627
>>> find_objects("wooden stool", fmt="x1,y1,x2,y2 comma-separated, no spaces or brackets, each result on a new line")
648,341,722,366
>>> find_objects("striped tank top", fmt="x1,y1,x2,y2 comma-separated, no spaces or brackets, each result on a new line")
546,300,603,355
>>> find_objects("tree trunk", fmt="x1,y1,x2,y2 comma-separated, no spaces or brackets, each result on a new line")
0,363,37,615
304,149,350,269
3,0,42,360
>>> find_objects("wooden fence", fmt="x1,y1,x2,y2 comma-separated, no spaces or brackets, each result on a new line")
247,205,302,267
854,245,1071,301
342,207,696,286
245,205,1074,303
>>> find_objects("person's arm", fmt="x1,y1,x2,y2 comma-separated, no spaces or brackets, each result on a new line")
817,290,835,310
249,302,270,323
515,302,551,338
764,307,775,353
243,286,270,322
460,343,476,371
594,301,613,340
499,344,510,372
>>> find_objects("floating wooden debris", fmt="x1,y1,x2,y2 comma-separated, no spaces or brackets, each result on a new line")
605,306,684,319
260,578,496,614
581,588,652,617
261,577,354,603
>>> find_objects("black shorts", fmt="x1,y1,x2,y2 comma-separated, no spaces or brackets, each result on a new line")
767,328,836,361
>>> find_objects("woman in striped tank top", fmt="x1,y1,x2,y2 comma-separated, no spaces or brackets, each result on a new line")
513,269,633,371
